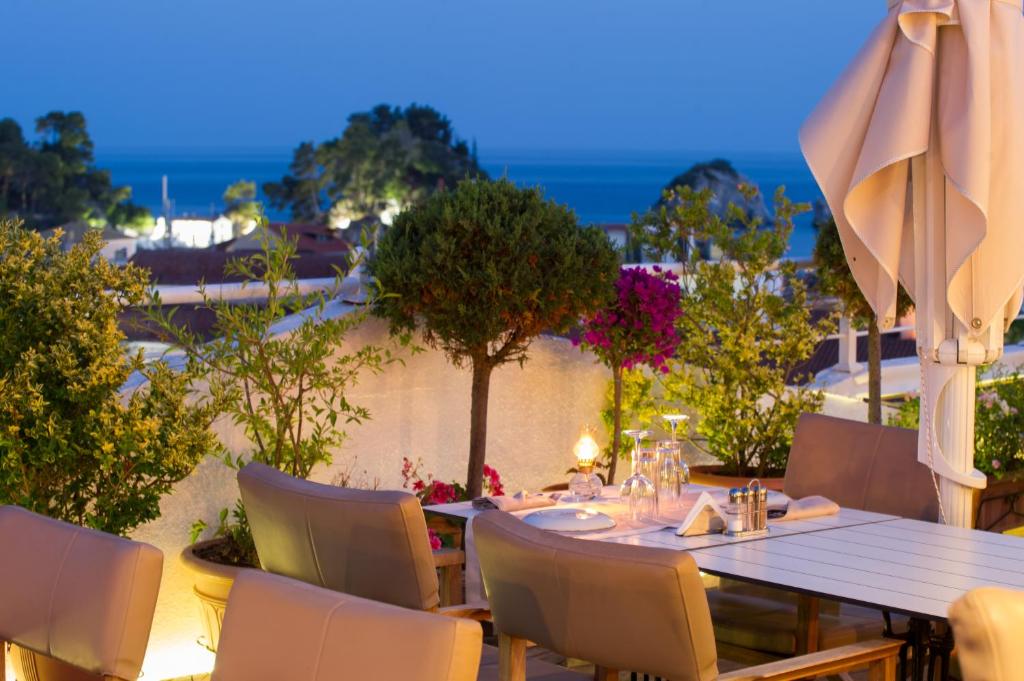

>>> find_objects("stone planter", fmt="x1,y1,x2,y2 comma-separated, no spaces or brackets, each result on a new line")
689,465,786,492
180,538,253,652
973,475,1024,533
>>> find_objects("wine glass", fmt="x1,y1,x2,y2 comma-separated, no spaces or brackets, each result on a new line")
620,431,658,520
662,414,691,489
656,440,684,510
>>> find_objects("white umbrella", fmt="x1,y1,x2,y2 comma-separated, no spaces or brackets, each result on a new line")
801,0,1024,526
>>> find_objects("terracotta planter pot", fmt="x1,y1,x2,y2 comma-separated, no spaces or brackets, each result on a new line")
180,538,253,652
973,475,1024,533
689,465,785,492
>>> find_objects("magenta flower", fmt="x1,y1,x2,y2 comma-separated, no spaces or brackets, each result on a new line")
574,266,683,373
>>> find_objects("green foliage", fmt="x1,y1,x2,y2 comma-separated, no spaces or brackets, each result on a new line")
370,178,618,369
634,185,832,476
599,368,658,464
0,112,150,229
0,219,216,535
222,180,261,229
889,369,1024,480
189,501,258,567
369,177,619,495
813,216,913,324
150,221,404,562
265,104,486,228
150,221,402,480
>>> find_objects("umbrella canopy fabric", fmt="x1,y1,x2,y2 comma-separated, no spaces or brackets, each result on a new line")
800,0,1024,523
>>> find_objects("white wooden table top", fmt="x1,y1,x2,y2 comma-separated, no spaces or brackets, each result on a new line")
426,491,1024,621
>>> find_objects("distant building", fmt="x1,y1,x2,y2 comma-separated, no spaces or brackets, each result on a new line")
146,215,235,249
217,222,350,254
41,222,138,265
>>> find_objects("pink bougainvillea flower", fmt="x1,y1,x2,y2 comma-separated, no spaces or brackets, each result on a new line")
427,528,442,551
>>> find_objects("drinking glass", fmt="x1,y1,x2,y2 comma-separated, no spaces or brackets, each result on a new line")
656,440,684,509
621,433,658,521
627,473,658,521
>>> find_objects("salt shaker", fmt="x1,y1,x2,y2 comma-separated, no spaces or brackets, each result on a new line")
727,488,743,533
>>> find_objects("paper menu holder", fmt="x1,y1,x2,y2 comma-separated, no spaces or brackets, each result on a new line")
675,491,727,536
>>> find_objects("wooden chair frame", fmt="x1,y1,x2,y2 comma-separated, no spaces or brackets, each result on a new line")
497,632,903,681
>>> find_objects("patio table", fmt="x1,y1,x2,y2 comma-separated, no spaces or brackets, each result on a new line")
425,488,1024,681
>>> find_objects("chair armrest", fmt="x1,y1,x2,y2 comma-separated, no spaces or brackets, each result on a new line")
718,638,903,681
433,547,465,568
437,603,492,622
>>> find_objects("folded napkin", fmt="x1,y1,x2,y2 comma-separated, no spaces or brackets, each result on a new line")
675,491,727,536
472,492,556,512
778,495,840,521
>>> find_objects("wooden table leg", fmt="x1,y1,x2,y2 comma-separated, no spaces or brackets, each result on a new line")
796,594,821,655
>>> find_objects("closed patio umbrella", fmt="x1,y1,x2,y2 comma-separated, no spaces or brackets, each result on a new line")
800,0,1024,526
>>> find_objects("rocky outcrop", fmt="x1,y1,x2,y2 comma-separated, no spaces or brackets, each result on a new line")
656,159,770,224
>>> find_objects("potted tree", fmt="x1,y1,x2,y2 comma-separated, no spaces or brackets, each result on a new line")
632,185,832,486
0,220,217,677
369,178,619,498
149,223,400,651
573,266,683,483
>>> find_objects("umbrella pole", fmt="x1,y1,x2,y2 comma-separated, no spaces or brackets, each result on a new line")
935,365,977,527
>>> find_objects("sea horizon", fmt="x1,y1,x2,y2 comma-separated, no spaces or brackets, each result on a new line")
96,147,823,259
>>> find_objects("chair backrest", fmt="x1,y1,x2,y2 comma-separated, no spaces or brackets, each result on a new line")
0,505,163,681
237,462,440,611
784,413,940,521
948,587,1024,681
212,570,482,681
474,510,719,681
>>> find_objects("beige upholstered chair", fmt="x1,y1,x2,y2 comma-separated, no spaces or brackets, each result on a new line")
238,461,464,610
710,413,938,662
0,505,163,681
212,570,483,681
948,587,1024,681
784,413,939,522
475,511,901,681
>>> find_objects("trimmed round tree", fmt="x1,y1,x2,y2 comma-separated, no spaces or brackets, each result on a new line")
369,178,619,498
574,266,683,483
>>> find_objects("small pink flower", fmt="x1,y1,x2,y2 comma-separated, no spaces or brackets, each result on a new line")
428,528,442,551
992,459,1002,470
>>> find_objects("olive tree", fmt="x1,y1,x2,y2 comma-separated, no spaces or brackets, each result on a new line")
369,178,619,497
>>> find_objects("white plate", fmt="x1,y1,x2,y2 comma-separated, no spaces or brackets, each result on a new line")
522,508,616,532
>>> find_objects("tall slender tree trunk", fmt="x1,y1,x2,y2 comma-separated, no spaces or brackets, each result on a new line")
466,356,493,499
608,364,624,484
868,313,882,424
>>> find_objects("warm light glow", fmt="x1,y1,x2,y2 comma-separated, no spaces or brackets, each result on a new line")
142,641,215,680
573,429,600,468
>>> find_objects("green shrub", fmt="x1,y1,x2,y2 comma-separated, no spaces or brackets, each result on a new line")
0,219,216,535
633,186,832,476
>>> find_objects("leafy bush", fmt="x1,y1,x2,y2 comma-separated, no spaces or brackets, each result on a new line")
0,219,216,534
151,223,403,564
889,369,1024,480
369,178,619,497
633,186,831,476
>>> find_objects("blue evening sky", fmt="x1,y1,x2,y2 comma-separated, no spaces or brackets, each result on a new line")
1,0,879,153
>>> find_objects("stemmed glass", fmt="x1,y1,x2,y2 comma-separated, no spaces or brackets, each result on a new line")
620,430,658,521
655,415,690,513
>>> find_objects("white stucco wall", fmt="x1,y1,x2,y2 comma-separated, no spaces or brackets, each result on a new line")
127,314,611,680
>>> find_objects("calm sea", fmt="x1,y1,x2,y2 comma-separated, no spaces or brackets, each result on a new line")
95,148,823,259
